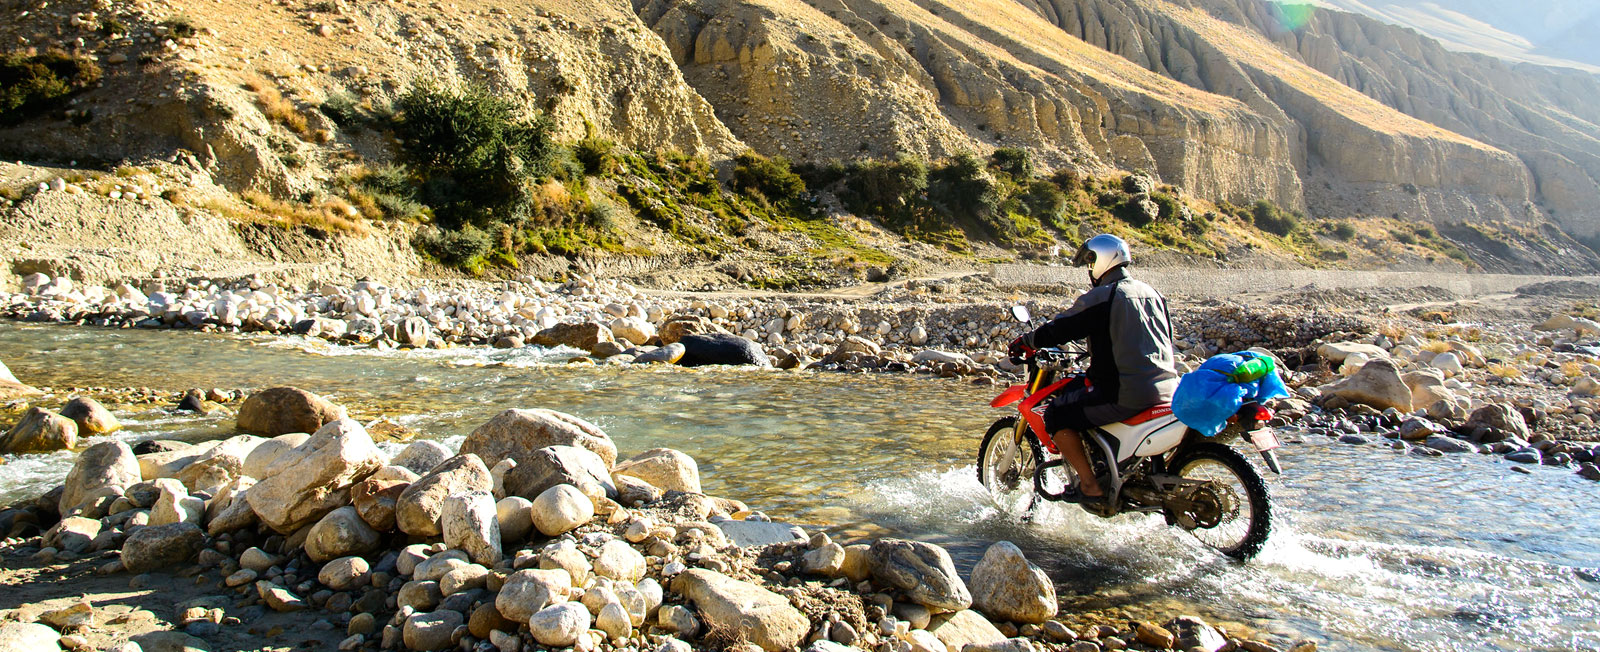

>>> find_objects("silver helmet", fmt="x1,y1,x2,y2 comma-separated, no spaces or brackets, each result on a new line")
1071,234,1131,284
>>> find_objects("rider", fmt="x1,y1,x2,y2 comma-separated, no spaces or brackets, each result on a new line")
1008,234,1179,503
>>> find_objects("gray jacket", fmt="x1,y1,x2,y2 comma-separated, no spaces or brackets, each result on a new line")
1027,266,1179,409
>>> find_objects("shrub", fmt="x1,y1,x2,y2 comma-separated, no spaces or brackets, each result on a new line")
843,156,927,220
928,153,1002,222
0,51,103,125
574,137,616,176
163,16,199,38
244,77,313,139
989,147,1033,180
1331,220,1357,240
99,18,128,37
394,83,561,230
1149,192,1185,222
1250,199,1299,236
320,90,367,128
732,151,806,202
1048,168,1082,194
795,161,848,190
417,225,492,266
1018,180,1067,223
1392,229,1418,245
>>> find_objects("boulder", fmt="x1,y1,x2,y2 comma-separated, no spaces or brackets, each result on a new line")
305,506,382,561
441,491,502,567
712,520,806,548
60,441,140,515
1465,404,1531,441
830,336,882,361
404,610,464,651
351,465,416,532
0,622,61,651
1429,352,1464,375
1402,370,1453,412
534,322,615,353
319,556,372,591
138,442,215,480
0,407,77,453
241,433,311,479
596,602,631,641
121,522,204,573
1323,359,1412,412
396,454,493,537
206,477,259,535
496,569,573,621
496,496,535,543
175,434,266,492
610,318,656,346
612,448,701,494
527,602,591,647
537,540,593,586
659,315,721,344
391,440,452,476
670,569,808,652
463,409,618,471
0,359,41,402
678,333,770,367
927,610,1006,652
1424,435,1477,454
594,539,647,583
867,539,972,612
1317,342,1387,364
912,350,974,366
501,445,617,502
235,387,346,437
802,543,846,577
44,516,102,553
969,541,1056,624
60,397,120,434
531,484,593,536
151,480,203,526
247,419,385,534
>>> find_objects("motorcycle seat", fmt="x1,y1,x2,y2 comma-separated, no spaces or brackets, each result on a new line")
1120,403,1173,425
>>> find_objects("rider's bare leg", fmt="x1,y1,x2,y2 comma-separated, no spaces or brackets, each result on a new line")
1052,428,1104,496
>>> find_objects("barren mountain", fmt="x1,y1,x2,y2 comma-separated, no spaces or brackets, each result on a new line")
2,0,1599,253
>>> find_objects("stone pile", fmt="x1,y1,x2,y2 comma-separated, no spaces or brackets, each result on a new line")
0,387,1315,652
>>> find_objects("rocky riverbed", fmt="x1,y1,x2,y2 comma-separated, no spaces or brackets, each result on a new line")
0,387,1317,652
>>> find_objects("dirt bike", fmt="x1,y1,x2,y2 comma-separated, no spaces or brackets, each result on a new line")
977,306,1282,560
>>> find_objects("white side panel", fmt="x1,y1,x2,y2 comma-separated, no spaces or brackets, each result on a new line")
1132,419,1188,457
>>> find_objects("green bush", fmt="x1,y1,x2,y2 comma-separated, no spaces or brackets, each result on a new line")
732,151,806,202
1018,180,1066,222
843,156,927,220
928,154,1002,222
0,51,102,125
1250,199,1299,236
1331,220,1357,240
320,91,368,128
416,225,492,266
1149,192,1185,222
989,147,1033,180
1048,168,1082,194
795,161,848,190
394,83,561,230
574,137,616,176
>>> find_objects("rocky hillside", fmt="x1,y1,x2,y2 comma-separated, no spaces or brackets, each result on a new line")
1,0,1598,268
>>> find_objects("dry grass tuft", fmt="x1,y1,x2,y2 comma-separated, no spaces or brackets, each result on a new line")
216,190,368,233
243,76,313,139
1487,363,1523,379
1421,340,1453,354
1562,361,1584,378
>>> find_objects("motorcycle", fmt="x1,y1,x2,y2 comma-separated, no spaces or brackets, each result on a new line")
977,305,1282,560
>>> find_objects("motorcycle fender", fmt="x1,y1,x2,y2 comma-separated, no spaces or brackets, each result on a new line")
990,384,1027,408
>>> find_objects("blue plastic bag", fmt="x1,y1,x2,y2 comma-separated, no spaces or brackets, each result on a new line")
1172,352,1290,436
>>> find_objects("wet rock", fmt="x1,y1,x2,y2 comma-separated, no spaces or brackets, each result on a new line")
678,333,770,367
60,441,140,515
441,491,502,567
306,506,381,561
670,569,808,652
1465,404,1530,441
496,568,573,621
1424,435,1476,454
868,539,972,612
247,419,385,533
1323,359,1411,412
319,556,371,591
60,396,120,434
528,602,591,647
404,610,463,651
534,322,615,354
0,407,77,453
1135,622,1176,649
531,484,593,536
121,522,204,573
970,541,1056,624
635,343,686,364
612,448,701,493
391,440,452,476
396,454,493,537
235,387,346,437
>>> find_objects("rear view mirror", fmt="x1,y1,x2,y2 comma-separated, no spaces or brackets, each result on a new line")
1011,305,1031,323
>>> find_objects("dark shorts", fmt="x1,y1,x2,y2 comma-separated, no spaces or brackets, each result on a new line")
1043,379,1145,433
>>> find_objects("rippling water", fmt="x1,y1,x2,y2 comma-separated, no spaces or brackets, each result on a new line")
1,323,1596,651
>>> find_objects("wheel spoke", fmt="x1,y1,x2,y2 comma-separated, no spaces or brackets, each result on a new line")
1178,458,1255,554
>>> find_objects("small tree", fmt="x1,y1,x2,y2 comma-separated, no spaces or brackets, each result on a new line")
843,156,928,220
731,151,806,202
989,147,1034,180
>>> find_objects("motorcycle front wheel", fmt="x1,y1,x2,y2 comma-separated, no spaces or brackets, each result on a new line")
1170,442,1273,560
977,417,1042,510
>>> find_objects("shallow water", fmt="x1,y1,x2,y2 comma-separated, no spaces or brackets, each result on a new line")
2,322,1597,651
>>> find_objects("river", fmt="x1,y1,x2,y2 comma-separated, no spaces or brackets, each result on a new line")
1,323,1596,651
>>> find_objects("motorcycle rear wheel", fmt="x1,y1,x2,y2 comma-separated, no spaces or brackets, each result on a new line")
1170,442,1273,560
977,417,1042,510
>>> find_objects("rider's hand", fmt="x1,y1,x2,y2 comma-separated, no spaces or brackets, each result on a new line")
1008,335,1034,363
